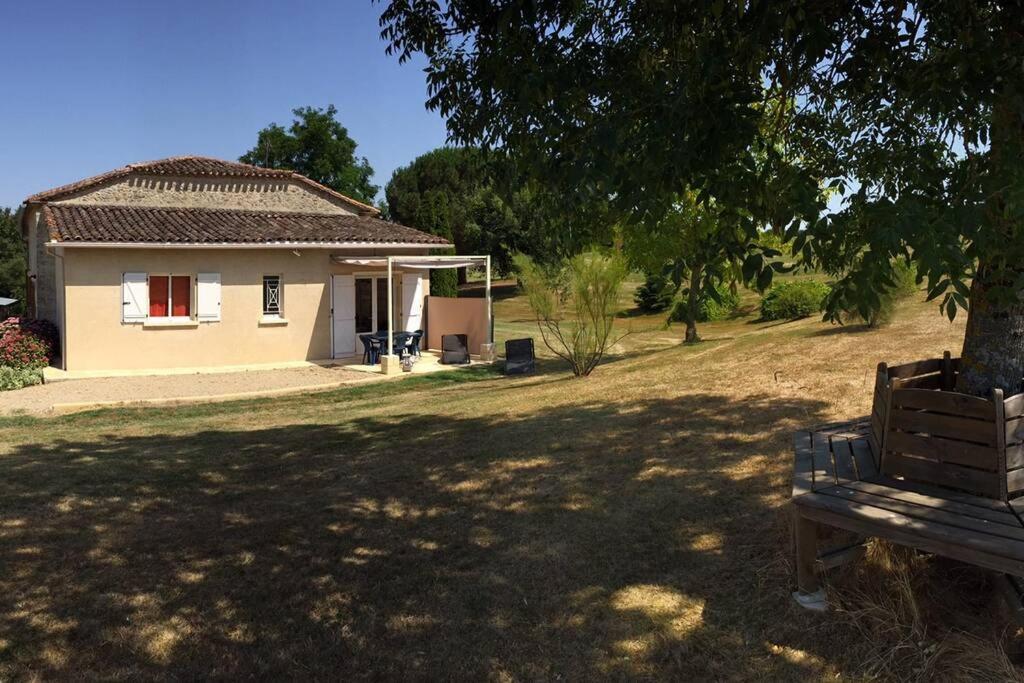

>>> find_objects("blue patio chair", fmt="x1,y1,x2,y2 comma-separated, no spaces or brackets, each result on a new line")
359,334,382,365
392,331,413,357
409,329,424,357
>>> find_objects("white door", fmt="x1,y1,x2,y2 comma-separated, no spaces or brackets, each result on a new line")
402,273,424,332
332,275,356,357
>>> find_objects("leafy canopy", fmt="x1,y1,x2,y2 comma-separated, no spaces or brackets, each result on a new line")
0,208,25,310
379,1,1023,320
240,105,378,203
387,147,610,275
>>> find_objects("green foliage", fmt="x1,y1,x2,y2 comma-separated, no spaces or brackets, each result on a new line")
514,251,627,377
429,267,459,299
0,366,42,392
0,208,25,310
760,281,831,321
633,273,677,313
622,193,781,342
386,147,606,276
671,284,740,323
380,1,1024,389
837,261,918,328
240,105,378,203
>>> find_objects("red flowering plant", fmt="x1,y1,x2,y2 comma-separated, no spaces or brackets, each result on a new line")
0,318,58,369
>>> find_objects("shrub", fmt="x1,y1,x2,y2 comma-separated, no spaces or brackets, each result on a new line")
0,366,43,391
670,283,740,323
515,251,628,377
760,280,831,320
430,268,459,298
0,317,58,369
634,273,678,313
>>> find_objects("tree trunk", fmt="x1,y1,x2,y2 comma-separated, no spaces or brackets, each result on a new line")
683,264,703,344
957,94,1024,397
957,265,1024,396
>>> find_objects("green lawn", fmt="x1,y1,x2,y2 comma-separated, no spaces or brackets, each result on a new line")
3,280,1013,680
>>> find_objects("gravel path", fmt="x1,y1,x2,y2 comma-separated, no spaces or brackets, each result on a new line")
0,364,378,416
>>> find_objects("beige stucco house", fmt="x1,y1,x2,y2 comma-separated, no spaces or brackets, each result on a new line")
21,156,489,374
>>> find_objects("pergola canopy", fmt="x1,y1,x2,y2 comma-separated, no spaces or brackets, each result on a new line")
331,255,488,270
331,254,493,372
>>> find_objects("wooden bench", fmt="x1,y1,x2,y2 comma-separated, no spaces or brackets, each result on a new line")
792,355,1024,611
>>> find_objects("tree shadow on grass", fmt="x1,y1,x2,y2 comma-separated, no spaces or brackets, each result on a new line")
0,392,838,680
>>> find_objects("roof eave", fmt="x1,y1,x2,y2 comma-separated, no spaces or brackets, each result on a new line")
44,240,450,250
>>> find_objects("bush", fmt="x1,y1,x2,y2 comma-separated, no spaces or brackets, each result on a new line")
515,251,628,377
0,318,58,369
760,280,831,320
634,273,678,313
670,283,740,323
430,268,459,298
0,366,43,391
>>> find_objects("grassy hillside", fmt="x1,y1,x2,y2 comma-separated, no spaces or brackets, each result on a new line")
3,282,1013,680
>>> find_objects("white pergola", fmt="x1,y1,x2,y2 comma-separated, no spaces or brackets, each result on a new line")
332,254,492,372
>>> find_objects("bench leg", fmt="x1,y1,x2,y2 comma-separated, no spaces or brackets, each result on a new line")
793,511,828,612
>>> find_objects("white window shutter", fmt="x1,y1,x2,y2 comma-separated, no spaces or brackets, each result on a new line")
197,273,221,321
122,272,147,322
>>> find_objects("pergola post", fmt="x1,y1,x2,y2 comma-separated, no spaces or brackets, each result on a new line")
381,256,400,375
482,255,495,361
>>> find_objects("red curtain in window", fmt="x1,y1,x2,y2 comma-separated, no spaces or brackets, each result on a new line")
149,276,169,317
171,276,190,317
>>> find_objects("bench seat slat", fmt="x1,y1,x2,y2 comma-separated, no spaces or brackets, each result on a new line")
841,479,1020,527
795,490,1024,564
883,449,1000,497
816,485,1024,541
798,504,1024,577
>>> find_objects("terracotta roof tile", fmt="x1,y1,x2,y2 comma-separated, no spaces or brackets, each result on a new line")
43,204,449,246
26,155,379,216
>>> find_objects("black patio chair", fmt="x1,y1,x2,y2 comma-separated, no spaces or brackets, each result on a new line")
359,334,382,365
440,334,470,365
409,329,424,357
504,338,536,375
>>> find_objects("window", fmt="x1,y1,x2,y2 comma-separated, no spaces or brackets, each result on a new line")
149,275,191,318
263,275,282,316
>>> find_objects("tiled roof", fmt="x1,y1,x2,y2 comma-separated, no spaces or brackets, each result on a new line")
43,204,449,246
25,156,379,215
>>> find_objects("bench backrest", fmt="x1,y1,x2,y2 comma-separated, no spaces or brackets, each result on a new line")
873,354,1012,500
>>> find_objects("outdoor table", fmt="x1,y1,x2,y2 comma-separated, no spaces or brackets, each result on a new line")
372,331,410,356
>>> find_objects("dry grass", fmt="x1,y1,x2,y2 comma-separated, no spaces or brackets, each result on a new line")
0,280,1018,680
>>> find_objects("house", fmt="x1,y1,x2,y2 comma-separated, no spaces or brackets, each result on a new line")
21,156,492,374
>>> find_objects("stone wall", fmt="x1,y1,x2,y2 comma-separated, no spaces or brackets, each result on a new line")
28,209,58,323
55,175,359,215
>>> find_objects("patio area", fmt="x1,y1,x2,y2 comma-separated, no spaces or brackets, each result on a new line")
340,349,492,376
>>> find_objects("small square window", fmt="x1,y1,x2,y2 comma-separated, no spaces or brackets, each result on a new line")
263,276,282,316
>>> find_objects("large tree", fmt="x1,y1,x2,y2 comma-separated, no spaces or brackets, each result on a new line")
386,147,607,277
240,105,378,203
380,1,1024,396
0,208,25,313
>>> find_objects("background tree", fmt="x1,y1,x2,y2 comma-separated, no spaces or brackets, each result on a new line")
624,195,782,343
240,105,378,203
380,1,1024,396
0,208,25,313
386,147,609,286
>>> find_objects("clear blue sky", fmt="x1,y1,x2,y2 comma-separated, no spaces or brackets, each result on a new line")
0,0,449,209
